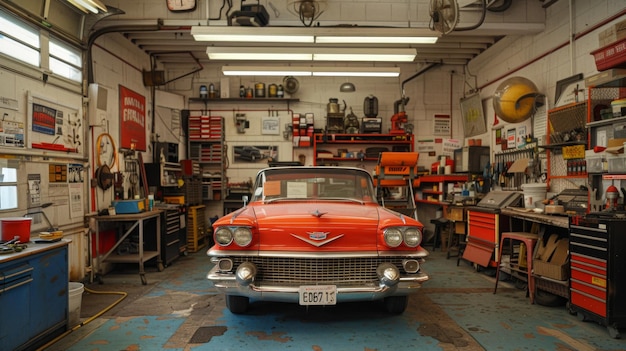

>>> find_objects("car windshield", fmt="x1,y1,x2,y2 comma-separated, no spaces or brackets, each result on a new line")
251,167,376,203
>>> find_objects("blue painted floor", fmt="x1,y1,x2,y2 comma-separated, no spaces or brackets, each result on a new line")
46,249,626,351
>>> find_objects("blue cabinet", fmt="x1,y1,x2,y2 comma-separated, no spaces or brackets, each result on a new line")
0,242,69,350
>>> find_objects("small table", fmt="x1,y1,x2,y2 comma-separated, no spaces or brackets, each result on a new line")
93,210,163,285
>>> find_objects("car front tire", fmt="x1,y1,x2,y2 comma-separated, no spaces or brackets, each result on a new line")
384,296,408,314
226,295,249,314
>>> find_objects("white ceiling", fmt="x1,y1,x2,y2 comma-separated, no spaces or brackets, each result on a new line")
0,0,556,69
86,0,554,69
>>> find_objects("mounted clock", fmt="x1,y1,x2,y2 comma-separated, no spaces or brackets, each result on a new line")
166,0,196,12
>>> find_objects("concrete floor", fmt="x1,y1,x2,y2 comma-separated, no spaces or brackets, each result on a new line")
45,248,626,351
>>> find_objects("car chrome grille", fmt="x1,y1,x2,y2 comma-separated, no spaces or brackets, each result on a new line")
231,256,407,286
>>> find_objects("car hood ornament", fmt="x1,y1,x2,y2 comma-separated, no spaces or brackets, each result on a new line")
291,232,344,247
310,209,327,218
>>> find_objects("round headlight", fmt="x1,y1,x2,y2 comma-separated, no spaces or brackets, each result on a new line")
215,227,233,246
384,228,403,247
403,228,421,247
233,227,253,247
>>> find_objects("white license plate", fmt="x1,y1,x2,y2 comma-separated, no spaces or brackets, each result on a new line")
298,285,337,305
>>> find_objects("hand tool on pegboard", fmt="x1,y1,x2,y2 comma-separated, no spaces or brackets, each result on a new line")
137,152,150,200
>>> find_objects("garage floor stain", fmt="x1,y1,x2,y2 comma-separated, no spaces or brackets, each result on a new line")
46,250,626,351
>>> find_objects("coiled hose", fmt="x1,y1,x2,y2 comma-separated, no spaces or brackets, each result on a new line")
36,287,128,351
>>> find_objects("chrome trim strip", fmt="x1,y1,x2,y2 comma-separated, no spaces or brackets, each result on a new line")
208,249,428,258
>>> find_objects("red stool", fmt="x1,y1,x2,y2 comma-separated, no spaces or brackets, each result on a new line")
493,232,538,304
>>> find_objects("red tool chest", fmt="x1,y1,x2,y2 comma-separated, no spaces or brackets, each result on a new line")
569,214,626,338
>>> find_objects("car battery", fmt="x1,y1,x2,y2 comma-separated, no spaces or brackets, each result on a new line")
361,117,382,133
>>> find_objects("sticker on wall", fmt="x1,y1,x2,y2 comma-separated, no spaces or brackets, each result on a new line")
261,116,280,135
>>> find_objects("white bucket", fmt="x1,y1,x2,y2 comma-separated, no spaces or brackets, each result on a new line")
68,282,84,326
521,183,547,208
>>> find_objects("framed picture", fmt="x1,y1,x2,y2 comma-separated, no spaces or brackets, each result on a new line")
554,73,584,107
232,144,279,166
460,94,487,138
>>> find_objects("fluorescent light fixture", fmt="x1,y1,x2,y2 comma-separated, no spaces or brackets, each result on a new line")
207,47,312,61
221,66,401,77
313,67,400,77
192,27,314,43
316,36,438,44
222,66,312,76
191,26,438,45
313,48,416,62
208,48,416,62
66,0,107,13
314,27,439,44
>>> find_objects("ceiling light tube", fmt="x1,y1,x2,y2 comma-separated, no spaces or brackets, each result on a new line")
314,27,438,44
222,66,312,76
207,47,312,61
316,36,438,44
87,0,107,12
66,0,89,13
221,66,401,77
70,0,99,13
192,27,314,43
312,48,416,62
208,48,416,62
312,67,400,77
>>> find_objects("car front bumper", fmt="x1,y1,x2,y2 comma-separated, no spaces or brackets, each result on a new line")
207,259,429,303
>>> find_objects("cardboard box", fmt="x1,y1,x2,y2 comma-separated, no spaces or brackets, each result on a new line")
599,19,626,47
533,233,569,280
445,206,464,222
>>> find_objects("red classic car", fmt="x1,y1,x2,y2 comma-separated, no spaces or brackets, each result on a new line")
207,166,429,314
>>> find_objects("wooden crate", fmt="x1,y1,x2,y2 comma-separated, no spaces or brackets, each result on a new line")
187,205,207,253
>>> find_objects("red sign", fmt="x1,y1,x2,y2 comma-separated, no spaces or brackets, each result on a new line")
119,85,146,151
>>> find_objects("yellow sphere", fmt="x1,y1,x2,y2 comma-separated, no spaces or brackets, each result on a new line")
493,77,539,123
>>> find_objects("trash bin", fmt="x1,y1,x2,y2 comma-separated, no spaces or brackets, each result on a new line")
68,282,84,326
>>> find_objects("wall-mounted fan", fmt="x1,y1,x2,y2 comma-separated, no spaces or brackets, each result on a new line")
429,0,459,35
283,76,300,94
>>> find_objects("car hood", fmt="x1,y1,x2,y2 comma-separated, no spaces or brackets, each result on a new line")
254,202,379,251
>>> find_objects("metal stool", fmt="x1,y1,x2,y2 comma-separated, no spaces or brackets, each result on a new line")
429,217,450,251
493,232,539,304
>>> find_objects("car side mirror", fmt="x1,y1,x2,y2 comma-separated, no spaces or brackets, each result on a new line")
242,195,249,207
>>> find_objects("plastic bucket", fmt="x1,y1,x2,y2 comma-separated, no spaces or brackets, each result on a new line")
68,282,84,326
0,217,32,242
521,183,547,208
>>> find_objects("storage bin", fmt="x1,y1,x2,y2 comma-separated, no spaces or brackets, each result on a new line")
586,152,606,173
591,38,626,71
608,154,626,173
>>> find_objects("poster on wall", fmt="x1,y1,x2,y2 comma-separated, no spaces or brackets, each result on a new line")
119,85,146,151
27,91,82,153
433,114,451,136
31,103,57,135
460,94,487,138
